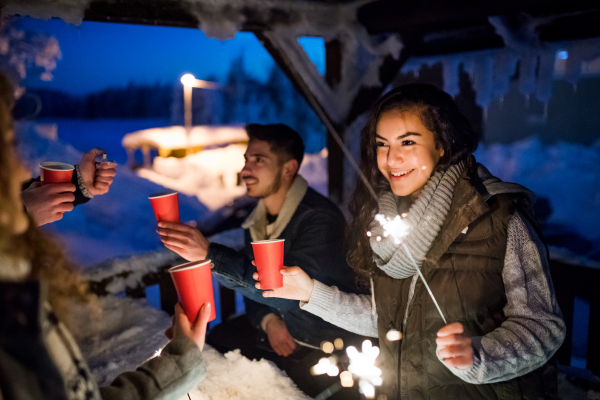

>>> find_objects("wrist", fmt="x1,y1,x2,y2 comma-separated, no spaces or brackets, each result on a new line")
263,314,280,332
305,279,315,302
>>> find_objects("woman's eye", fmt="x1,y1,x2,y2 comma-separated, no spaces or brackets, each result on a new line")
401,140,415,146
376,141,388,147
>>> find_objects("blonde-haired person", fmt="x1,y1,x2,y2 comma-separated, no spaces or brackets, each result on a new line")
0,72,209,400
258,84,566,399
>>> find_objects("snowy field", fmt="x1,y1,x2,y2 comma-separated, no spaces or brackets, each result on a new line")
15,118,600,267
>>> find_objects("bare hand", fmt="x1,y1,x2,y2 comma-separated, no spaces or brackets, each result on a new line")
436,322,473,370
21,181,75,226
165,303,211,351
253,264,314,303
79,148,117,196
157,221,209,261
265,317,297,357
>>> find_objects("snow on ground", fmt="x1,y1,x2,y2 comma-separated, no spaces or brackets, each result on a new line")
122,125,248,152
190,349,310,400
15,121,210,267
475,136,600,261
137,146,329,211
75,294,309,399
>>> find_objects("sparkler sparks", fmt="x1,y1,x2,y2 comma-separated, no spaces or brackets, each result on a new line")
346,340,382,399
373,213,448,325
374,214,410,244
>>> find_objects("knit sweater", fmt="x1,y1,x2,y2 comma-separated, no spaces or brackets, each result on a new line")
301,176,565,385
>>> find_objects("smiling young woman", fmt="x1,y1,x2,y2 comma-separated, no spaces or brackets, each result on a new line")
260,83,566,400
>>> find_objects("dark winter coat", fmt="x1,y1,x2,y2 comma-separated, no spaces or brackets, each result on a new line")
208,186,370,348
373,165,558,400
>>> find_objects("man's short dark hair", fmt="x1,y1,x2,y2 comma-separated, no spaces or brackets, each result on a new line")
245,123,305,166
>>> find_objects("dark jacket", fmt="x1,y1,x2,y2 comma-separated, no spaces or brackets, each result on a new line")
208,187,370,348
0,280,206,400
373,165,558,400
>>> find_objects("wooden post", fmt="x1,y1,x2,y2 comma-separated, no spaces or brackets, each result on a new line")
325,39,345,204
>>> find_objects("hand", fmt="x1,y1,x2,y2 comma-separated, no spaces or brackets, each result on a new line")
265,317,297,357
253,264,314,302
436,322,474,370
21,181,75,226
165,303,211,351
78,148,117,196
157,221,209,261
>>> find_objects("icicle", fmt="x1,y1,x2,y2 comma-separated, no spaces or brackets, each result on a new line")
536,51,555,104
525,94,530,108
573,83,578,93
499,95,504,111
483,106,488,122
442,58,460,98
543,102,548,120
413,67,419,79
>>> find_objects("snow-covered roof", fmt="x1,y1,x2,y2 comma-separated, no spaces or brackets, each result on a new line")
121,125,248,151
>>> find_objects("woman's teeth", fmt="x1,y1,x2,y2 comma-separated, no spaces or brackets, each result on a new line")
391,169,413,177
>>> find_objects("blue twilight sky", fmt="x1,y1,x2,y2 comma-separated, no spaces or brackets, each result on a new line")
16,17,325,96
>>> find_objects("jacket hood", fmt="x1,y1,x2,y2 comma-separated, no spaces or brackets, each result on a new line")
475,163,536,205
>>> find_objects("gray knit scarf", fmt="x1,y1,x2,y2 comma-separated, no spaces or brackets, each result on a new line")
369,161,466,279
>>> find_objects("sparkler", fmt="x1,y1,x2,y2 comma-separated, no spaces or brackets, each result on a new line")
374,214,447,325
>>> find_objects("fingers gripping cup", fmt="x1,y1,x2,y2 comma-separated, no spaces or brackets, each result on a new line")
149,191,180,223
251,239,285,289
169,259,217,323
40,162,74,183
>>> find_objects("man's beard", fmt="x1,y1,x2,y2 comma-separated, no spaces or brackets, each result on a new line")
251,168,282,199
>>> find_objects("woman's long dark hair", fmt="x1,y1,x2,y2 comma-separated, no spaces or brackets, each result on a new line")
346,84,480,284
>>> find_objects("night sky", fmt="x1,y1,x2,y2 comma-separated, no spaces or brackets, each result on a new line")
16,17,324,95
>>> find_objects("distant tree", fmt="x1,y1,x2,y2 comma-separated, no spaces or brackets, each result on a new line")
0,18,62,96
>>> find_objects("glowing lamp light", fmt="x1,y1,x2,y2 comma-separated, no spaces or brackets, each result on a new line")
558,50,568,60
334,338,344,350
181,73,196,87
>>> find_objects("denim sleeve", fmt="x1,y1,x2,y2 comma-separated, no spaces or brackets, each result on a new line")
207,242,300,311
244,298,280,331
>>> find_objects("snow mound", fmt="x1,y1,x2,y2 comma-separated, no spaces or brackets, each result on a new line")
191,349,310,400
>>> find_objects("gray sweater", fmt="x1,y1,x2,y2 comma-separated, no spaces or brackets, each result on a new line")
301,211,566,384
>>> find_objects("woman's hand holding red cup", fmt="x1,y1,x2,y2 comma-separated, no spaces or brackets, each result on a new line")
252,262,314,303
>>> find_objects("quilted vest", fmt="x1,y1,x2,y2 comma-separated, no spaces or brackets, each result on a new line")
373,166,557,400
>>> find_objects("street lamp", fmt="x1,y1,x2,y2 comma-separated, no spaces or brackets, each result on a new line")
180,73,219,130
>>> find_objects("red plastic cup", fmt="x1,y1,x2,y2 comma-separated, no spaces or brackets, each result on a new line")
251,239,285,289
39,162,74,183
169,259,217,323
149,191,180,222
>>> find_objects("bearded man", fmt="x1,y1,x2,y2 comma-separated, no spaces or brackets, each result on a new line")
157,124,367,399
